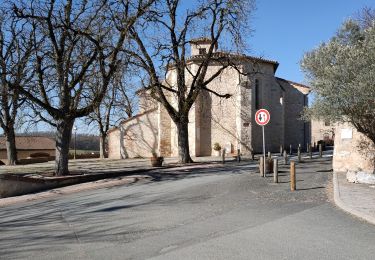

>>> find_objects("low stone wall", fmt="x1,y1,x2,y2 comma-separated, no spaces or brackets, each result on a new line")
0,169,154,198
333,123,374,174
333,123,375,184
0,174,79,198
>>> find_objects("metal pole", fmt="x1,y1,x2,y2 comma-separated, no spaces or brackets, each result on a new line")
259,156,264,177
262,125,266,177
74,130,77,160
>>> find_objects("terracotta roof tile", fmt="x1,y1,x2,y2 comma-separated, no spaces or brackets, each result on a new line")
187,52,279,71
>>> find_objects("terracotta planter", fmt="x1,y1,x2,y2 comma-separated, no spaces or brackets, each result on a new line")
150,156,164,167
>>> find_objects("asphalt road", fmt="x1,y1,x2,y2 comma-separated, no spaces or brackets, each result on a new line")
1,157,375,260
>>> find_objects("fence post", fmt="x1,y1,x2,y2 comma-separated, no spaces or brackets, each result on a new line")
290,161,296,191
273,159,278,183
319,144,323,158
259,156,264,177
283,150,288,165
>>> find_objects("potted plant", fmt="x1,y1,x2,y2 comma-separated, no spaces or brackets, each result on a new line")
150,151,164,167
213,142,222,157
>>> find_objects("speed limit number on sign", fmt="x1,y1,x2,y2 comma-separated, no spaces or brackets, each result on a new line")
255,109,270,126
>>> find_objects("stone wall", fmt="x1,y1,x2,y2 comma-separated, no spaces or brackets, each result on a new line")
107,109,159,159
311,120,335,145
0,149,55,164
206,65,240,155
333,123,374,174
278,79,309,151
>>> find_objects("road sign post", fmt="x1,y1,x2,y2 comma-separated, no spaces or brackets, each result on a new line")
255,109,270,177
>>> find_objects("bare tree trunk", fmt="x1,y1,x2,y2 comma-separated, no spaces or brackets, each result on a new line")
176,120,193,163
55,119,74,176
5,125,17,165
99,132,107,159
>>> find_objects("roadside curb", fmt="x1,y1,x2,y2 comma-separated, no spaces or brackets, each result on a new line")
333,172,375,225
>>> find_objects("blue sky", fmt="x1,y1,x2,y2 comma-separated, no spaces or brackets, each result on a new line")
248,0,374,84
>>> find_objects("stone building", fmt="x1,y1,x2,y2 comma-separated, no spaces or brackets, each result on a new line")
333,123,374,180
0,136,55,165
108,38,310,159
311,120,335,145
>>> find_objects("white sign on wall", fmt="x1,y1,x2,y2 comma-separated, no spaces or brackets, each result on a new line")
341,128,353,139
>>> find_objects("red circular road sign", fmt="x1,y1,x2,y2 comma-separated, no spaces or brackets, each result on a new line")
255,109,270,126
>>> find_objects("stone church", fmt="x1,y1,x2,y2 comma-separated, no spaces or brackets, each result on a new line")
108,38,310,159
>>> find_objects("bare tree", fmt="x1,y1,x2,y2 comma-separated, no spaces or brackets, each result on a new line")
128,0,254,163
12,0,154,175
0,9,33,165
86,65,135,159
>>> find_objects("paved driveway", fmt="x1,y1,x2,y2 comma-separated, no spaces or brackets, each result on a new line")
1,157,375,259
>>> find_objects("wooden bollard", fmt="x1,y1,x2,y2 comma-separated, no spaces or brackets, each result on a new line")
298,146,301,162
283,150,288,165
259,156,264,177
289,144,292,155
222,148,226,163
319,144,323,158
280,145,283,156
237,149,241,162
273,159,278,183
290,161,296,191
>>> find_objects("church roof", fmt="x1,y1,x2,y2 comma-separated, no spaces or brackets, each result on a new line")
276,77,310,95
189,37,212,44
187,51,279,72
